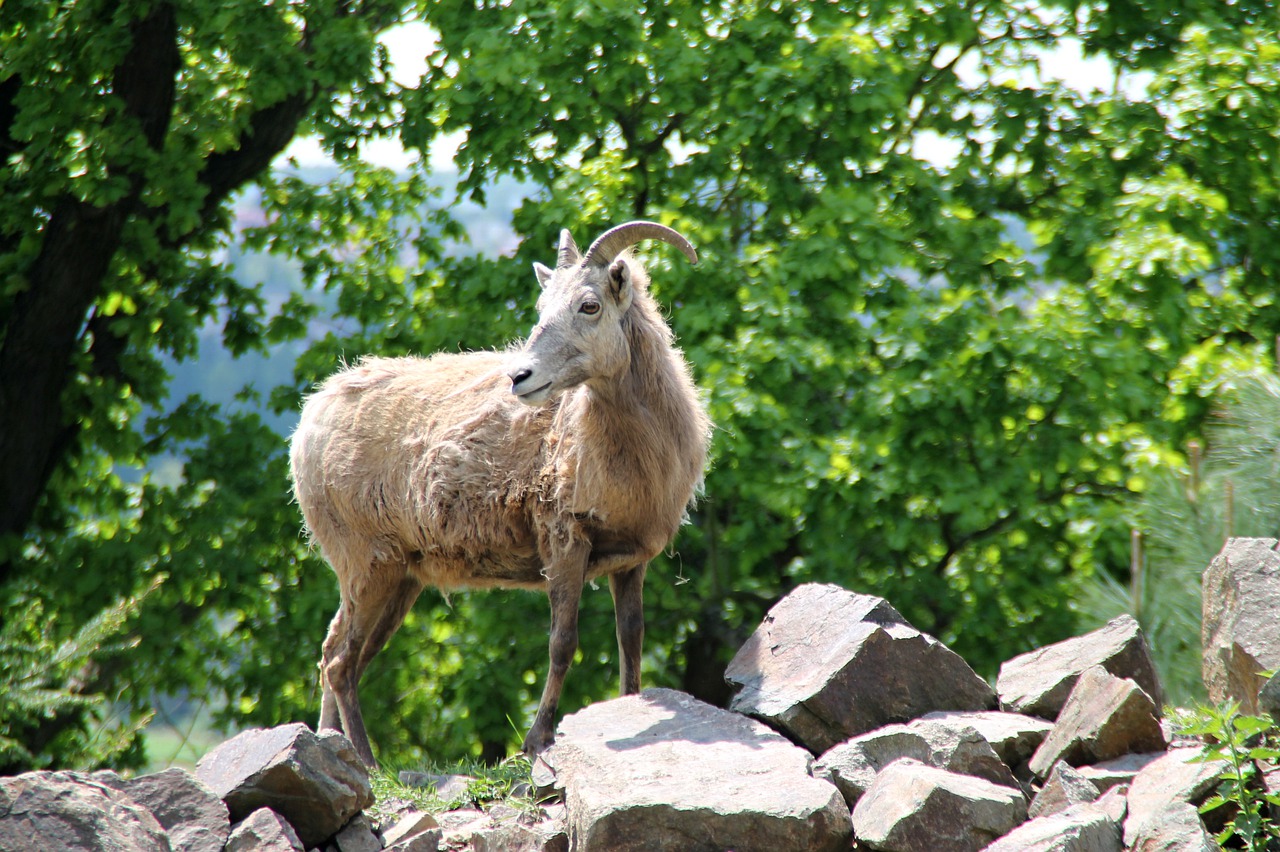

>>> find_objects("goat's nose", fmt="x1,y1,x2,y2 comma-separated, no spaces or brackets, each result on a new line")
509,367,533,387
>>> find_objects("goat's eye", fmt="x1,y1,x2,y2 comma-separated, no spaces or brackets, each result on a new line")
580,301,601,316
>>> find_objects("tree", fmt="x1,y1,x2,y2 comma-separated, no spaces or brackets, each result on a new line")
0,0,429,767
6,0,1280,768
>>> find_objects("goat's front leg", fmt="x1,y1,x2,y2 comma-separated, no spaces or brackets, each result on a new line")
524,541,589,756
609,563,646,696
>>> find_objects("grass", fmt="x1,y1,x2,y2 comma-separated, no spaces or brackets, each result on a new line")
366,754,544,826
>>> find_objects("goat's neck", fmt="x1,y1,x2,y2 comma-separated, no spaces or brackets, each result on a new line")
586,296,689,423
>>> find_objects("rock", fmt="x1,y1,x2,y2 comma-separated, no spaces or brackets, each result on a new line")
381,811,441,846
225,808,304,852
195,723,374,847
1027,763,1099,819
437,808,490,847
1259,670,1280,719
997,615,1164,720
543,687,851,852
385,827,443,852
334,813,381,852
1076,752,1163,793
1027,666,1165,778
0,771,169,852
1126,803,1216,851
1202,537,1280,714
471,817,567,852
1123,745,1228,847
1093,785,1128,825
399,771,474,803
851,758,1027,852
814,718,1018,806
726,583,995,753
92,767,230,852
982,803,1122,852
920,710,1054,771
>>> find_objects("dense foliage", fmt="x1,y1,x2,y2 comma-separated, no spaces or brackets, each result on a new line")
3,0,1280,767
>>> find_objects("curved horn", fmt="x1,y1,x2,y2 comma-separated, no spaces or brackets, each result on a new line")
583,221,698,267
556,229,581,270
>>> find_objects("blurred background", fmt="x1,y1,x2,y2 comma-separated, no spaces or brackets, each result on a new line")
3,0,1279,771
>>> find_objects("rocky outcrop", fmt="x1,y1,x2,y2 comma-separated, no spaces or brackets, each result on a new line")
6,556,1275,852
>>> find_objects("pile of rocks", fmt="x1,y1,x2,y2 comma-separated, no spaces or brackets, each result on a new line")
2,537,1278,851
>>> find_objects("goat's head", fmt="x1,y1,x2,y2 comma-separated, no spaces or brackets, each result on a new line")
507,221,697,406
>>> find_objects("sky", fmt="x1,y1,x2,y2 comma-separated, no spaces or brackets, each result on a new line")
280,20,1151,173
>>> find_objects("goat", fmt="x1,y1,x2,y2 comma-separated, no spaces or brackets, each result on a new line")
289,221,711,766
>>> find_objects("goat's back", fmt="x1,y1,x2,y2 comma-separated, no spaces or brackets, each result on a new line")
290,353,551,590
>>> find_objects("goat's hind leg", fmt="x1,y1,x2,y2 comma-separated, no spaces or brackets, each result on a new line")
320,563,423,767
609,563,647,696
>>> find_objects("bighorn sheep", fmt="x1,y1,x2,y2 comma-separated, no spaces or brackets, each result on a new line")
289,221,710,766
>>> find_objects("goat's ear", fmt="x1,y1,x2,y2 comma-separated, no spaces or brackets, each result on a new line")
533,262,554,288
608,258,632,301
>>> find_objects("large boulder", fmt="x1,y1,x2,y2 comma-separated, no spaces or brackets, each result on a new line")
1201,537,1280,714
851,758,1027,852
997,615,1163,720
1028,666,1165,778
815,718,1018,806
195,723,373,848
91,767,229,852
541,687,851,852
0,771,170,852
725,583,995,753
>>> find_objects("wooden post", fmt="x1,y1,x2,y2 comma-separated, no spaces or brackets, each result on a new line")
1130,528,1143,620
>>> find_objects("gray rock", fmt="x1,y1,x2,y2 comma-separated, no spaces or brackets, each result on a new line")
398,771,473,803
335,813,381,852
381,811,441,847
543,687,852,852
1027,763,1099,819
225,808,304,852
1202,537,1280,714
1126,803,1216,851
815,718,1017,807
385,827,443,852
997,615,1164,720
920,710,1054,771
1259,670,1280,719
92,767,230,852
851,758,1027,852
1076,752,1163,793
195,723,373,847
1123,745,1228,847
726,583,995,753
1028,666,1165,778
0,771,169,852
1093,785,1128,825
982,803,1122,852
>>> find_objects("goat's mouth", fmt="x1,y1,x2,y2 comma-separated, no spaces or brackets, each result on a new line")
513,381,554,405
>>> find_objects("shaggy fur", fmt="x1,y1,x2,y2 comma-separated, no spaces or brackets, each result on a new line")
290,223,710,766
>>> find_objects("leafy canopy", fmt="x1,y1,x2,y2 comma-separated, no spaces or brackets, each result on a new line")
4,0,1280,766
